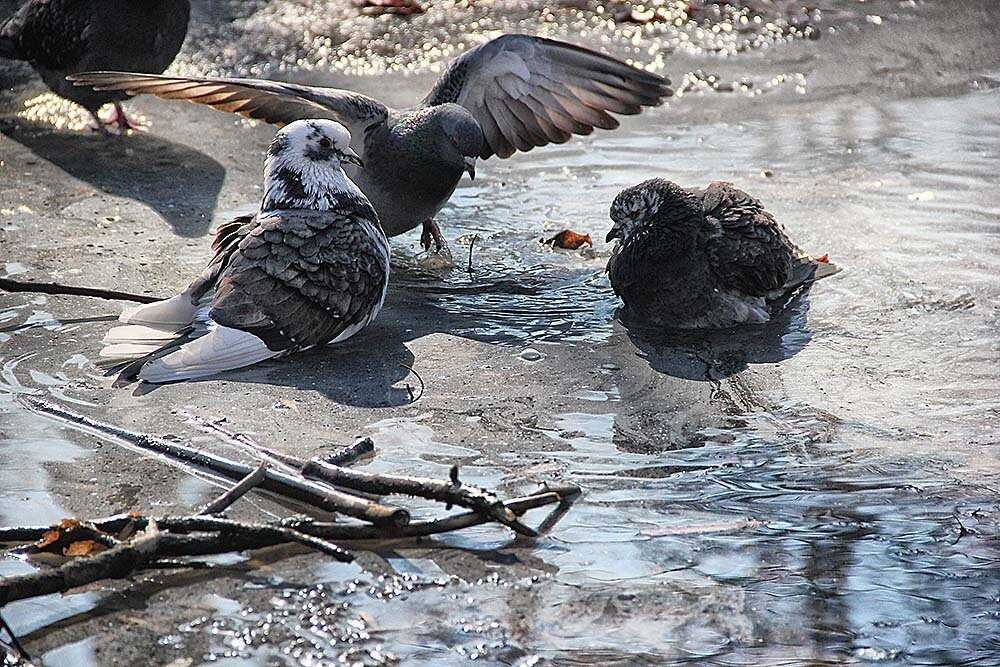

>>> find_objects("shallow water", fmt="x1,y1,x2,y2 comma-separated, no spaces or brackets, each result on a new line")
2,0,999,664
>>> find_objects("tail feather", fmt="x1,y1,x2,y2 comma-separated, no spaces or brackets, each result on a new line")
119,292,199,328
809,256,841,282
101,324,183,346
138,325,279,383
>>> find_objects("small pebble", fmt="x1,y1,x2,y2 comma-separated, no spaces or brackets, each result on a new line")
518,348,544,362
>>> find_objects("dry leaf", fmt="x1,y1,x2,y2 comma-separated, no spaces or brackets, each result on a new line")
64,540,106,557
542,230,593,250
36,529,61,549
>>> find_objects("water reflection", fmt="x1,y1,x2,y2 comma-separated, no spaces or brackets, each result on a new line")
617,292,815,382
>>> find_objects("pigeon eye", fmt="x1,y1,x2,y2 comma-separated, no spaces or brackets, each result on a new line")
319,137,332,149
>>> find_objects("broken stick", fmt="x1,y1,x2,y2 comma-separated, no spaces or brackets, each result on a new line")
18,397,409,527
302,460,538,536
199,461,268,515
0,277,164,304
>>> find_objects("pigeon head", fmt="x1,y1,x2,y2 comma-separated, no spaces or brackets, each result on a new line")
425,104,485,180
607,178,700,244
261,120,365,212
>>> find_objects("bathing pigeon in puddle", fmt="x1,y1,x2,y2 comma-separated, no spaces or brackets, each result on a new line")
70,34,671,249
0,0,190,134
100,119,390,383
606,179,839,329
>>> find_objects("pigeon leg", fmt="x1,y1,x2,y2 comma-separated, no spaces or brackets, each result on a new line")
86,109,112,137
105,102,143,133
420,219,451,255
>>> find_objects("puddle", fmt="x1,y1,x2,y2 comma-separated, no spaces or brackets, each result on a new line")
0,394,91,526
2,0,999,664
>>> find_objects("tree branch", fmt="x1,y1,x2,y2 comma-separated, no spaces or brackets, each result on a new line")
0,277,164,304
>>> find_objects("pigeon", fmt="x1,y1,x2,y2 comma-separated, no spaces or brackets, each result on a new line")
0,0,190,133
69,34,671,247
606,179,840,329
100,119,390,383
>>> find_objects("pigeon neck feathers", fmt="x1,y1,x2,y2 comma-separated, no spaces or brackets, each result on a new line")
261,151,366,214
260,120,369,215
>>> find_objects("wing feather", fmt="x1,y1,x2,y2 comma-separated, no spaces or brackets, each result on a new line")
422,34,671,159
68,72,389,142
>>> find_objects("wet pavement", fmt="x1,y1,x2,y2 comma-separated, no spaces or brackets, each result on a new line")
1,0,999,665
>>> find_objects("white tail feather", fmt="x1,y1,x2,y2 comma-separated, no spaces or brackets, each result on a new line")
100,342,171,361
138,326,279,383
119,292,199,327
101,324,181,346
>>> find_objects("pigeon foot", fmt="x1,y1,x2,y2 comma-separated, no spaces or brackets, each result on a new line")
420,219,451,254
418,220,455,268
87,109,113,137
104,102,144,134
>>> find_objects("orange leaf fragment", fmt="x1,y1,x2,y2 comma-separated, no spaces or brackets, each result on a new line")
542,229,593,250
36,529,61,549
64,540,105,557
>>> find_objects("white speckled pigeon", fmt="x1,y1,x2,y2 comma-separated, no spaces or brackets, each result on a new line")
0,0,190,133
606,179,840,329
70,34,671,247
100,119,390,383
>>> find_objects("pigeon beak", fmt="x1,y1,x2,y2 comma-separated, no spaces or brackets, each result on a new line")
341,147,364,169
464,156,477,180
606,226,622,243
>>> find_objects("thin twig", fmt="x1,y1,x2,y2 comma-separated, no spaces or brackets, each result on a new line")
0,277,164,304
155,516,353,562
0,610,29,662
199,461,268,515
467,234,479,273
317,438,375,467
17,396,410,527
301,461,539,537
398,364,425,403
0,484,581,546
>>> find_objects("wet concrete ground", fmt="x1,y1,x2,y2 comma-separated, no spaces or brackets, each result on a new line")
2,0,1000,665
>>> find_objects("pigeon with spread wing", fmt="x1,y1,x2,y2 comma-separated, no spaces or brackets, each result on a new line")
71,34,671,249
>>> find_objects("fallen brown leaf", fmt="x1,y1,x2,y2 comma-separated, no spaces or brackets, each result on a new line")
64,540,106,557
542,229,593,250
36,529,61,550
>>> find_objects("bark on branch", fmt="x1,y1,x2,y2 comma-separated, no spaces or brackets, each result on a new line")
0,277,164,304
18,397,409,527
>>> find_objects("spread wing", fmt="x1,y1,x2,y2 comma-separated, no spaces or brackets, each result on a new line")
68,72,389,141
208,207,389,351
703,182,797,297
422,34,672,159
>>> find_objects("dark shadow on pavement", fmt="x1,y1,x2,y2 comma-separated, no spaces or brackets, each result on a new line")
1,119,223,237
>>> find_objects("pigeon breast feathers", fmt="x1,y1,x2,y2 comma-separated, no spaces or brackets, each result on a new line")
422,34,672,159
69,72,388,142
702,182,798,297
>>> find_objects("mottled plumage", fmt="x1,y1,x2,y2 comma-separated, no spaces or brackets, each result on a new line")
0,0,190,132
70,34,671,245
606,179,839,329
100,120,389,383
